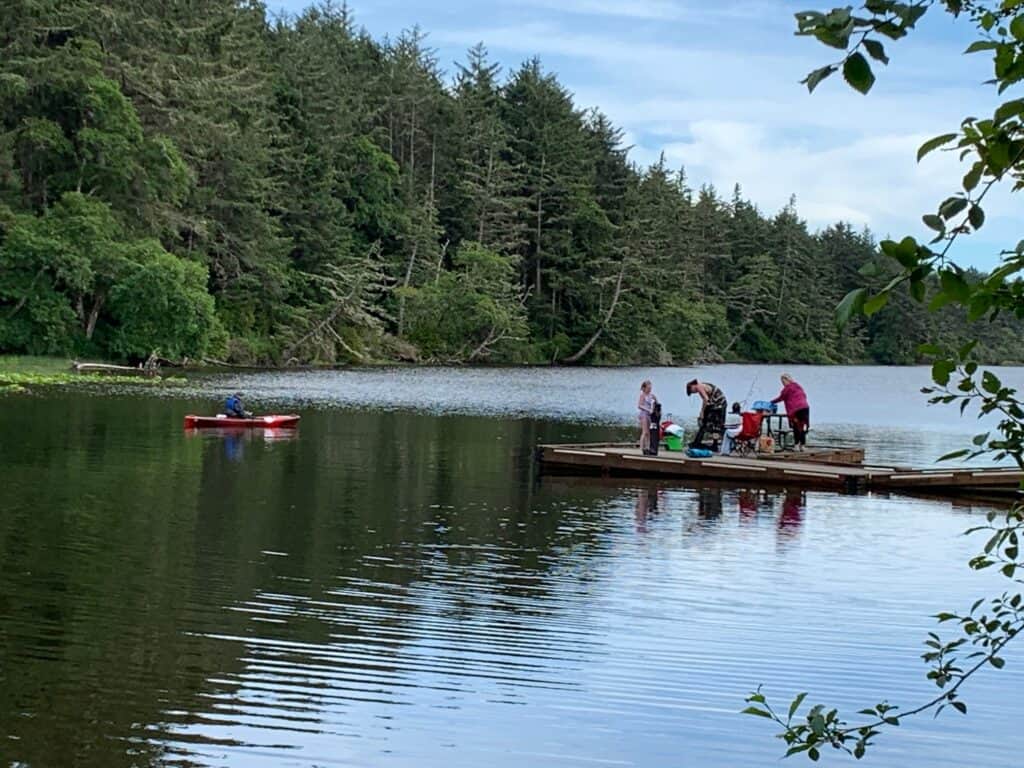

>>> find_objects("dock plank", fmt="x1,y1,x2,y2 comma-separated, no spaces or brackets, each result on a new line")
537,442,1023,498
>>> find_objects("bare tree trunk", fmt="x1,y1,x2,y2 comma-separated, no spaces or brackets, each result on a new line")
435,239,449,284
409,102,417,187
398,240,419,337
429,136,436,207
467,326,507,361
562,258,628,364
478,145,494,244
85,292,105,340
723,318,752,354
535,154,544,294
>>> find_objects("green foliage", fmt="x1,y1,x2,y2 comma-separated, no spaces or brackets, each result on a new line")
744,1,1024,759
400,242,527,361
0,194,221,360
104,243,223,360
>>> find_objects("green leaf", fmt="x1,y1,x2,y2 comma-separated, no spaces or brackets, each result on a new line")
989,655,1006,669
922,214,944,232
994,98,1024,124
982,370,1001,393
968,292,993,321
932,359,956,386
963,162,984,192
939,196,969,220
803,65,837,93
863,291,889,316
988,140,1010,172
863,38,889,64
741,706,774,718
939,270,972,302
929,292,955,311
937,448,969,462
968,204,985,230
917,133,957,162
909,278,926,303
1012,15,1024,42
843,52,875,94
811,713,826,735
789,692,808,720
884,236,920,268
836,287,868,328
959,338,978,359
965,40,999,54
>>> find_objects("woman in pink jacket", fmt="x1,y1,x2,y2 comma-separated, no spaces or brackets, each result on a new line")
771,373,810,450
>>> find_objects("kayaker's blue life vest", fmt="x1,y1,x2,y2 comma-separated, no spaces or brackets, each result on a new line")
225,395,244,417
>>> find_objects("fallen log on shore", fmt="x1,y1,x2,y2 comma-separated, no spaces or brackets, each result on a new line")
71,362,158,377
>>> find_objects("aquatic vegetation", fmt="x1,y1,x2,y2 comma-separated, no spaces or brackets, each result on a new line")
0,368,186,395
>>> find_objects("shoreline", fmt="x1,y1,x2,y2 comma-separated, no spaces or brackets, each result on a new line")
0,356,187,394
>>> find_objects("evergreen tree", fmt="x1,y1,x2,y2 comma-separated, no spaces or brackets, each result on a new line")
0,0,1020,365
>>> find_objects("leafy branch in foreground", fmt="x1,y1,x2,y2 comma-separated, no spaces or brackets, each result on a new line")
745,506,1024,760
745,1,1024,759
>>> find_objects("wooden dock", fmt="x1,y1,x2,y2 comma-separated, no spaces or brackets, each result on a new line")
536,443,1024,497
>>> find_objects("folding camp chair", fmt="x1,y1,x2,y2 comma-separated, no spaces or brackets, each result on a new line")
731,411,765,456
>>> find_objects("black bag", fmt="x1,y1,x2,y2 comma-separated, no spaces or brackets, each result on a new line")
646,402,662,455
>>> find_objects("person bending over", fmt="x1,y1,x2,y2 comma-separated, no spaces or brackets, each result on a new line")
687,379,727,450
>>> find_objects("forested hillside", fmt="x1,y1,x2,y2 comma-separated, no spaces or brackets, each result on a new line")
1,1,1020,365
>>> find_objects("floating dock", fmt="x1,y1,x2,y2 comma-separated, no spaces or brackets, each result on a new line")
536,443,1024,497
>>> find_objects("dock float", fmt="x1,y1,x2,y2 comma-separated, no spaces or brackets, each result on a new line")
536,443,1024,497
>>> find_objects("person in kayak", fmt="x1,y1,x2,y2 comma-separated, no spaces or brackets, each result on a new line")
687,378,727,450
225,393,253,419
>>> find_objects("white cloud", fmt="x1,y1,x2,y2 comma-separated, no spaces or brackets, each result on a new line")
515,0,687,21
435,15,1014,268
512,0,783,22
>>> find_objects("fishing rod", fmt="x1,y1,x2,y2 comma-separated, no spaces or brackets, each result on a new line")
741,373,758,410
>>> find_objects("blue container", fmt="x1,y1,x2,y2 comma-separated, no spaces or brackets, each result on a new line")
751,400,777,413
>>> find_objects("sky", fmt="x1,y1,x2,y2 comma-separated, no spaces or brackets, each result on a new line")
269,0,1015,271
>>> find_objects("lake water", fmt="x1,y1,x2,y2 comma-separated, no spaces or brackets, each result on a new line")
1,365,1022,767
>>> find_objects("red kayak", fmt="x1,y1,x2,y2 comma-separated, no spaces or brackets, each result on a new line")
184,414,300,429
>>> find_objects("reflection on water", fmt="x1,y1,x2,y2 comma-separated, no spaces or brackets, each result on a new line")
0,393,1021,768
184,426,299,463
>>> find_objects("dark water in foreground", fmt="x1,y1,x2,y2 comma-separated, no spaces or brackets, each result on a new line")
1,368,1022,767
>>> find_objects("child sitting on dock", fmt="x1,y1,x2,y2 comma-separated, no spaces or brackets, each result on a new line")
721,402,743,455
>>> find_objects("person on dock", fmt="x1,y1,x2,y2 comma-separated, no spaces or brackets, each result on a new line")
721,402,743,455
687,379,727,450
637,380,659,454
225,392,253,419
771,373,810,451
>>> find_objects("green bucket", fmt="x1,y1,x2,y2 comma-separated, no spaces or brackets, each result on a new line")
664,434,683,452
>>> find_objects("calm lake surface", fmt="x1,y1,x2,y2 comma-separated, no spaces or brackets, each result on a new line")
1,365,1022,767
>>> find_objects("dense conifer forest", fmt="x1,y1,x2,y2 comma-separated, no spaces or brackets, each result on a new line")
1,1,1020,365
